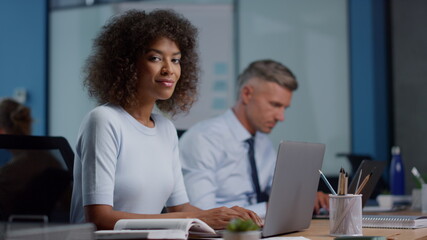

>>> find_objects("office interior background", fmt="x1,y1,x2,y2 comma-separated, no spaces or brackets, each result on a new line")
0,0,426,194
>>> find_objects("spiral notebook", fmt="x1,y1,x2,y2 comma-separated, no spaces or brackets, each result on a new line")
362,215,427,229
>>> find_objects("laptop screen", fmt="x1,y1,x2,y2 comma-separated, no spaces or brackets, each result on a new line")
262,141,325,237
348,160,386,207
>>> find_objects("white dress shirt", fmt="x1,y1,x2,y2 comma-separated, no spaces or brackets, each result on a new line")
179,109,277,217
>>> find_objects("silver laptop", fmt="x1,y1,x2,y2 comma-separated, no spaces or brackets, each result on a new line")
262,141,325,237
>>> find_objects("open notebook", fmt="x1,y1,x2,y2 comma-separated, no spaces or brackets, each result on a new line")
95,218,215,239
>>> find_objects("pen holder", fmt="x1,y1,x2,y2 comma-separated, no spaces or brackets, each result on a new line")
329,194,362,236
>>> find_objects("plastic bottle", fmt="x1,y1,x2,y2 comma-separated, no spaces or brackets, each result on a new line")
389,146,405,195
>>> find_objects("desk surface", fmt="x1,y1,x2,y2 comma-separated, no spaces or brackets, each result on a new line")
283,219,427,239
282,210,427,240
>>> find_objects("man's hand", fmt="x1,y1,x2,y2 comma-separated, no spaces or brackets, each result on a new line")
313,191,329,214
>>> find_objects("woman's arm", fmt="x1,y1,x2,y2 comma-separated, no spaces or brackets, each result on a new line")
86,203,262,230
85,204,197,230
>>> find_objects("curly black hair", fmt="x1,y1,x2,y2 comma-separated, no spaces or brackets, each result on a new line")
84,9,199,116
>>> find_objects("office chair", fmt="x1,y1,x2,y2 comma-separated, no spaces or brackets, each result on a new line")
0,135,74,222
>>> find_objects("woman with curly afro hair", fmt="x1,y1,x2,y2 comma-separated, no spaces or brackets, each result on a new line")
70,9,261,230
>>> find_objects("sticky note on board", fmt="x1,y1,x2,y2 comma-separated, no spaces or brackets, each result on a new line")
214,62,228,75
213,80,228,91
212,98,227,110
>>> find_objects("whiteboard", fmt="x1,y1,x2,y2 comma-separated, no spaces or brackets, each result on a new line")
49,5,113,148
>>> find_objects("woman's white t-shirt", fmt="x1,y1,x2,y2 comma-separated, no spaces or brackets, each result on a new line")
70,104,189,223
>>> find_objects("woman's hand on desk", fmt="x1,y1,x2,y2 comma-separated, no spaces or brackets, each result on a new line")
191,206,263,229
230,206,263,227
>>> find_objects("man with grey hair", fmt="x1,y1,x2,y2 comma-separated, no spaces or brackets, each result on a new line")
179,59,328,218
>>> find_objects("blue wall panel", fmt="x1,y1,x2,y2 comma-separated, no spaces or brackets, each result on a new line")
0,0,47,135
350,0,390,162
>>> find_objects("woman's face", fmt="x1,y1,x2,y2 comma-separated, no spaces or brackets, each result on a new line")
136,37,181,103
